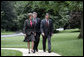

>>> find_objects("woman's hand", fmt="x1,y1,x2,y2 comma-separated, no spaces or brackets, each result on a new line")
32,32,36,36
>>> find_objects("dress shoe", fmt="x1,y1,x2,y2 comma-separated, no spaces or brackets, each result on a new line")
48,51,51,53
43,50,46,52
28,52,30,54
31,50,35,53
33,50,35,53
36,49,38,52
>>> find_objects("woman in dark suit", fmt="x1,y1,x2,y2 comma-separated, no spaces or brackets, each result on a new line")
23,13,36,53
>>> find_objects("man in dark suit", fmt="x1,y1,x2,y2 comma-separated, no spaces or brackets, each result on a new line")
33,12,41,53
40,13,53,53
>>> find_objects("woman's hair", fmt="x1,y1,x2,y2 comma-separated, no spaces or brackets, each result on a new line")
28,13,33,18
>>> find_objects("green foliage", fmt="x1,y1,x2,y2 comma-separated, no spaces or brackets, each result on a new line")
1,1,83,31
17,13,28,30
1,1,17,31
69,11,82,29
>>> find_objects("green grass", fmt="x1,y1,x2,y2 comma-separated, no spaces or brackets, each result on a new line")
1,49,22,56
1,31,15,35
59,28,80,33
51,33,83,56
1,29,83,56
1,36,27,48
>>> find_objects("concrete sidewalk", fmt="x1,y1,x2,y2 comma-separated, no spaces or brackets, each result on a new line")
1,33,24,37
1,48,61,56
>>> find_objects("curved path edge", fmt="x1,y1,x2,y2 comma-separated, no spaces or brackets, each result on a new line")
1,48,61,56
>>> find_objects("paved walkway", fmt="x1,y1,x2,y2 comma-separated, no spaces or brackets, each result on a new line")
1,48,61,56
1,33,61,56
1,33,24,37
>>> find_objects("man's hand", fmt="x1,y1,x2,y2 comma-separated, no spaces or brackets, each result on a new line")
42,33,45,36
34,33,36,36
24,34,26,37
51,33,53,36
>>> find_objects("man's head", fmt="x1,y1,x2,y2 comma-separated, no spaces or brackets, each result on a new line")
33,12,37,19
45,13,50,19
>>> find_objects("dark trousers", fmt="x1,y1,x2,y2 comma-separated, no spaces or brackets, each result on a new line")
42,35,51,51
34,32,40,51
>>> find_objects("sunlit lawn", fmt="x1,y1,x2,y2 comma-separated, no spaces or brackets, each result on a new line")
1,49,22,56
1,29,83,56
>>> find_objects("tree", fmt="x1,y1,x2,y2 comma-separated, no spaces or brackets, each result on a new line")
1,1,83,38
69,11,81,29
1,1,17,31
78,12,83,38
67,1,83,38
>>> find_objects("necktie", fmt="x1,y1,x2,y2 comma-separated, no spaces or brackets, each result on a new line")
46,20,49,26
34,19,36,24
30,20,32,27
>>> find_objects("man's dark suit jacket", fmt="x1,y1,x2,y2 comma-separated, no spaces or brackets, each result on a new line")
34,18,41,33
40,19,53,36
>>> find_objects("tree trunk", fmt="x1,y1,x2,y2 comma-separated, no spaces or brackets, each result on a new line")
78,12,83,39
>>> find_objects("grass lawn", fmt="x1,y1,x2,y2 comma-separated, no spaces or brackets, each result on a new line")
1,29,83,56
59,28,80,33
1,31,15,35
51,33,83,56
1,49,22,56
